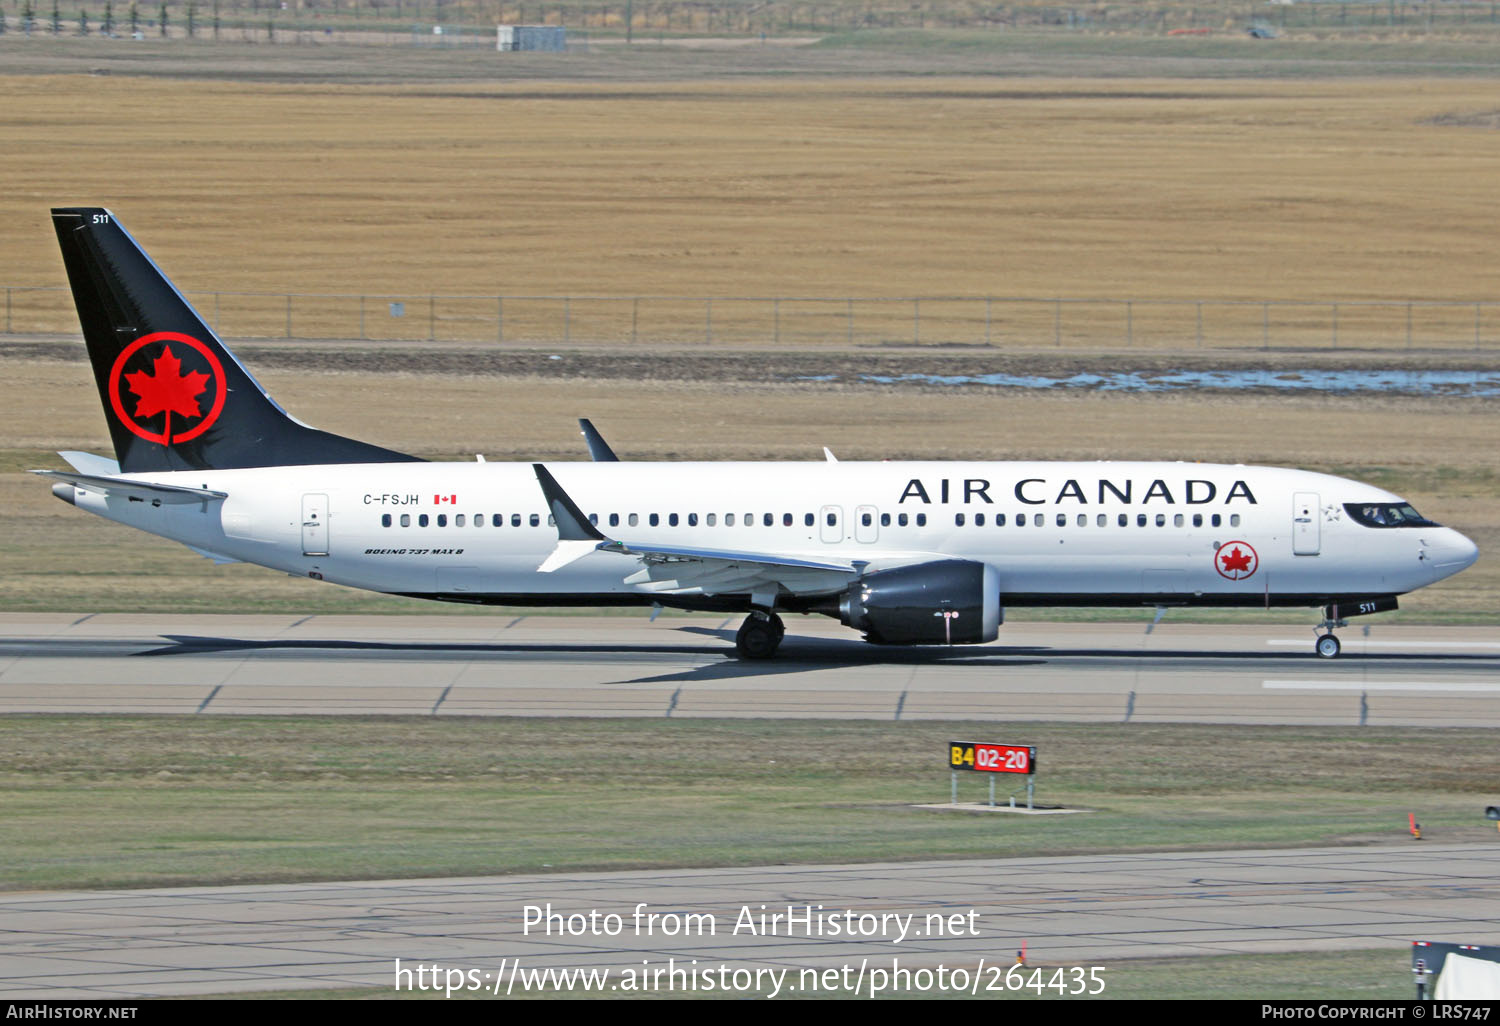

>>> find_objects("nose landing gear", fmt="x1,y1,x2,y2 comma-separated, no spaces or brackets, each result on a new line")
1314,608,1347,659
735,612,785,660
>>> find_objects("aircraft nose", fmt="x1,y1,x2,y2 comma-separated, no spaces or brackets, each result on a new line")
1432,529,1480,575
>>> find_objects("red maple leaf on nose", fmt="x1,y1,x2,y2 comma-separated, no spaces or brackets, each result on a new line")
1220,547,1253,573
125,345,209,429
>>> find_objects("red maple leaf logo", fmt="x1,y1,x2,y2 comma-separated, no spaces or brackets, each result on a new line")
124,346,209,443
1219,546,1253,574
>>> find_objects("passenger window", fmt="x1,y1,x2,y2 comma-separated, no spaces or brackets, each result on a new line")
511,514,521,527
437,514,447,527
974,513,984,527
1174,514,1184,527
898,513,909,527
1155,514,1165,527
381,514,392,527
455,514,465,527
1033,513,1044,527
955,513,965,527
1096,514,1106,527
688,513,697,527
881,513,891,527
669,513,679,527
726,513,735,526
1193,514,1202,527
916,513,927,527
1077,514,1087,527
1137,514,1147,527
706,513,716,526
475,515,482,528
629,513,638,527
785,513,794,527
492,514,502,527
547,515,555,527
763,513,773,527
1118,514,1127,527
1212,514,1222,527
823,512,833,526
1056,513,1066,527
650,513,660,527
995,513,1006,526
528,514,539,527
400,514,410,527
805,513,815,527
419,514,429,527
1231,514,1241,527
610,513,620,528
587,513,597,525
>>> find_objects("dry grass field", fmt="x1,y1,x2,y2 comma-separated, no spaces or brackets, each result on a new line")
3,75,1500,308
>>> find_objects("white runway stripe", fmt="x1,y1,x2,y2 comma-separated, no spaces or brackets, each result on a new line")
1264,680,1500,692
1267,639,1500,649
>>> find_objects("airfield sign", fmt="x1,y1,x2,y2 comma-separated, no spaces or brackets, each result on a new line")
949,742,1036,775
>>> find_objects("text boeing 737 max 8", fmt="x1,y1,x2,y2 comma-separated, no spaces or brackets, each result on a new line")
37,208,1479,659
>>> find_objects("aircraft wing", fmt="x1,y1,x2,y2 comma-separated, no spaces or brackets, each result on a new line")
32,469,228,506
532,464,858,598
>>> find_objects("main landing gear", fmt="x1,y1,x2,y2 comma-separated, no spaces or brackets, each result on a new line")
735,612,785,660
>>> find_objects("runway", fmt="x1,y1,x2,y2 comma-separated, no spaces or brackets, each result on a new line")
2,613,1499,726
0,613,1497,726
4,843,1498,997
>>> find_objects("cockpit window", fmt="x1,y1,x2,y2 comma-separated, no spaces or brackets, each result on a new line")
1344,502,1439,528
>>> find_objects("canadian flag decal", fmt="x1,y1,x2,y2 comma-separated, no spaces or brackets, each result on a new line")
435,494,457,505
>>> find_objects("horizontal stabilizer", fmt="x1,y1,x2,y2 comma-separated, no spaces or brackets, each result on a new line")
32,469,228,505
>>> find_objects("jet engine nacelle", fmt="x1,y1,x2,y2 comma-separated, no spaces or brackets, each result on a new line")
835,559,1002,645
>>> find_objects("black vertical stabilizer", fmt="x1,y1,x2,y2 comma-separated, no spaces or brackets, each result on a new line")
51,207,423,473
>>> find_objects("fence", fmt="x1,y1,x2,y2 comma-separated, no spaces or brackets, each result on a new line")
5,286,1499,351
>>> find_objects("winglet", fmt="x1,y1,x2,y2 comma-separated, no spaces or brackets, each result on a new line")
533,464,605,542
579,419,620,462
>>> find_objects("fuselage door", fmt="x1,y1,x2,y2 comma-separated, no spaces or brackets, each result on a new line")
302,493,329,556
854,505,879,544
819,505,844,545
1293,491,1320,555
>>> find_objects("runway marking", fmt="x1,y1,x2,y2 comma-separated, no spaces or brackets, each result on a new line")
1267,639,1500,650
1264,680,1500,692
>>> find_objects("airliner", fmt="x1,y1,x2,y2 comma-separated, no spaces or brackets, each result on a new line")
36,208,1480,660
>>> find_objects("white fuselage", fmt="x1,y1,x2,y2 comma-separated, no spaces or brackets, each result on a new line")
68,460,1478,610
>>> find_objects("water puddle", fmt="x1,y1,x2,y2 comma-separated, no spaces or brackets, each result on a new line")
806,369,1500,396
